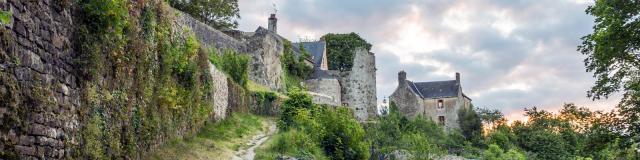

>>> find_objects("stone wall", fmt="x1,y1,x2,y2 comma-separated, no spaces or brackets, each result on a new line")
176,9,285,92
209,63,229,121
423,97,460,131
337,48,377,122
0,0,78,159
305,78,341,106
174,9,242,50
390,83,424,118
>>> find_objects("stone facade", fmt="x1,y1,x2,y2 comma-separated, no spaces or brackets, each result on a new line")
305,78,341,106
0,0,78,159
209,63,229,120
336,48,377,122
177,10,285,92
390,71,472,131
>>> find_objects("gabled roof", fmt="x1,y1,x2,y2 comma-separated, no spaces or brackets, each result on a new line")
292,41,326,68
407,80,460,99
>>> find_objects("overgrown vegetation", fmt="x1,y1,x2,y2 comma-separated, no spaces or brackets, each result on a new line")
151,113,267,159
209,48,250,87
281,40,312,89
320,33,372,71
75,0,215,159
258,88,369,159
167,0,240,30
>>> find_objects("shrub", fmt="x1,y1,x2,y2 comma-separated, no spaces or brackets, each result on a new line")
278,87,315,130
0,10,12,25
209,49,250,87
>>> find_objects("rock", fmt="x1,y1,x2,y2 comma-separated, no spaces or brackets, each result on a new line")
15,145,37,156
277,155,299,160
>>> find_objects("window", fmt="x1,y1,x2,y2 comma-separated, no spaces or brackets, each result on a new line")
437,100,444,109
438,116,445,125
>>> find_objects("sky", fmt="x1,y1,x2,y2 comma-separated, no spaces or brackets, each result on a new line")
236,0,621,121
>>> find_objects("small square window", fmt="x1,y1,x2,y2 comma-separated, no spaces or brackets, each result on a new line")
438,116,445,125
437,100,444,109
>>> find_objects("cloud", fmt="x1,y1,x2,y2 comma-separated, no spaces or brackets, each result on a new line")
237,0,621,119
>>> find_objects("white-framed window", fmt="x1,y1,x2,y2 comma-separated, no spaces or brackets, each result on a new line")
437,100,444,109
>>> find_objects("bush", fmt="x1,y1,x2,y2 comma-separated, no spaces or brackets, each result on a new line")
278,87,315,130
209,49,250,87
483,144,526,160
256,129,328,160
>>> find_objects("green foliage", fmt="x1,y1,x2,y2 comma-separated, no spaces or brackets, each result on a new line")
168,0,240,30
278,87,315,130
0,10,11,25
578,0,640,140
458,106,484,147
75,1,215,159
320,33,372,71
78,0,129,37
282,40,313,80
272,88,369,159
256,129,328,160
368,101,447,159
483,144,526,160
83,114,105,159
209,49,250,87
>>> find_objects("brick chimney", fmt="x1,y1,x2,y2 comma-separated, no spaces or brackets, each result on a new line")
455,72,460,84
268,14,277,33
398,70,407,87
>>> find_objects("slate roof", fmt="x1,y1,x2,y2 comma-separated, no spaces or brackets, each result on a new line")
407,80,461,99
292,41,326,68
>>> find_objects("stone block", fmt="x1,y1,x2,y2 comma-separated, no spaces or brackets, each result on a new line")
19,135,35,145
15,145,37,156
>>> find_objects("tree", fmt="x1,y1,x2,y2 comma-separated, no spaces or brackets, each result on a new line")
477,108,506,130
168,0,240,30
320,33,372,71
578,0,640,140
458,106,483,147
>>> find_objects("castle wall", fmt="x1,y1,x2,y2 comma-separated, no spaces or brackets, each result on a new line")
209,63,229,120
176,10,285,92
0,1,78,158
305,78,341,106
338,48,377,121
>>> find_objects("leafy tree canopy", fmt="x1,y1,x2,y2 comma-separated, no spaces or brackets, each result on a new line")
578,0,640,139
169,0,240,30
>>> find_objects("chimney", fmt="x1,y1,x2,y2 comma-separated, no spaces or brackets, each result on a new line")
398,71,407,87
455,72,460,84
268,14,277,33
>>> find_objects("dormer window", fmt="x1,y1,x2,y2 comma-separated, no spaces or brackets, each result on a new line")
437,100,444,109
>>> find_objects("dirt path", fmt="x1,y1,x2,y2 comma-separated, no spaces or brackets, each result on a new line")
232,120,277,160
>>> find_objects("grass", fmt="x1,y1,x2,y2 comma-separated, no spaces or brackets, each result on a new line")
254,129,329,160
248,81,287,99
148,113,269,160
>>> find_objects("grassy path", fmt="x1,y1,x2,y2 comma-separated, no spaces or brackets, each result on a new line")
148,114,274,160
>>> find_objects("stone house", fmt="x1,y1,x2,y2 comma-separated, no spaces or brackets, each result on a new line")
389,71,472,130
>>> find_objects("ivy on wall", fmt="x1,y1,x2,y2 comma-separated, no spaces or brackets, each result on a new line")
320,33,372,72
75,0,214,159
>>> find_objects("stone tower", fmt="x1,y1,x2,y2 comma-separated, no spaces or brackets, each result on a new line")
268,14,277,33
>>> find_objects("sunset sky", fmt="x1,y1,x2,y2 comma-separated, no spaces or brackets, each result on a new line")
236,0,621,121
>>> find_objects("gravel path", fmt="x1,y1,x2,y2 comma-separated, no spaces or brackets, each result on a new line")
232,120,277,160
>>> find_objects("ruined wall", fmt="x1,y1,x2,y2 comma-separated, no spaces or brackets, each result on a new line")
337,48,377,121
209,63,229,120
242,27,285,92
176,10,285,92
0,0,78,159
305,78,341,106
174,9,242,50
